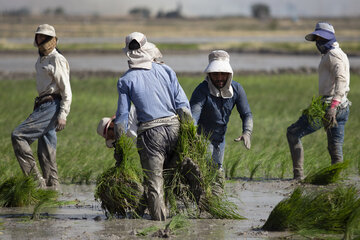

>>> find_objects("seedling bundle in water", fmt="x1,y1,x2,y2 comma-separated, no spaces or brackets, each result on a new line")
166,117,245,219
303,161,349,185
95,118,244,220
302,96,329,128
263,185,360,239
94,134,144,218
0,175,58,218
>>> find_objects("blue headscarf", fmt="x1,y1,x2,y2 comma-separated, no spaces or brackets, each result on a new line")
316,37,336,54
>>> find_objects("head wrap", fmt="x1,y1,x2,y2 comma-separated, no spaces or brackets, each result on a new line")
123,32,163,69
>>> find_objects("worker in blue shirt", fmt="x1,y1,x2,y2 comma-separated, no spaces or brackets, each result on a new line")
190,50,253,170
114,32,191,221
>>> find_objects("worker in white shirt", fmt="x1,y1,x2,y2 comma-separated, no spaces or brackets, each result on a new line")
11,24,72,190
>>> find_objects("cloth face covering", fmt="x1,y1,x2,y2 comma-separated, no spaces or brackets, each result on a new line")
316,37,336,54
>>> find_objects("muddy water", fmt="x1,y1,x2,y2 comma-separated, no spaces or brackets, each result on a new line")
2,53,360,74
0,180,297,239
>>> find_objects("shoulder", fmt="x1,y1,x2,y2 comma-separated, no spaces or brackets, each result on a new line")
328,47,348,62
50,50,68,65
231,80,244,91
192,80,209,94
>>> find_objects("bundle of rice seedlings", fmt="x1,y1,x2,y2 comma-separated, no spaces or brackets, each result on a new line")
263,185,360,238
303,161,349,185
94,134,144,218
166,117,244,219
0,175,58,208
302,96,329,128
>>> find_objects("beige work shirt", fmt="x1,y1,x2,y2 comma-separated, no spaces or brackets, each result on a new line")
35,49,72,120
318,42,350,104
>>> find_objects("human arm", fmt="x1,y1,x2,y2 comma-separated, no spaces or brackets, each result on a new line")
52,55,72,131
168,67,192,121
324,52,348,130
114,78,131,139
233,83,253,149
189,82,207,126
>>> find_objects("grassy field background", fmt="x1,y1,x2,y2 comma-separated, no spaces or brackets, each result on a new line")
0,73,359,183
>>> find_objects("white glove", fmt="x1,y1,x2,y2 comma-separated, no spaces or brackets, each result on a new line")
234,131,251,150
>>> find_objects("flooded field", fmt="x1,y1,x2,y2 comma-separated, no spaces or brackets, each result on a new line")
2,52,360,74
0,180,297,239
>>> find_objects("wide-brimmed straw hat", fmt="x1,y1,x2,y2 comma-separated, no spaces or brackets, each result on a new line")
97,117,115,148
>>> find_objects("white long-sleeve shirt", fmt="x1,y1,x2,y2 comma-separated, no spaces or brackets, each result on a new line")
318,42,350,104
35,49,72,120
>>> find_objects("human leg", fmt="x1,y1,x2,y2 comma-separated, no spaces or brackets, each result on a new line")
327,106,349,164
286,115,321,179
137,125,179,221
208,140,225,170
11,101,58,187
38,128,58,187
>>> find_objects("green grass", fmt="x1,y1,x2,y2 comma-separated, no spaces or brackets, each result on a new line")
0,73,359,183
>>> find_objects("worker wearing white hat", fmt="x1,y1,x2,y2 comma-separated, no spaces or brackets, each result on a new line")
190,50,253,170
11,24,72,190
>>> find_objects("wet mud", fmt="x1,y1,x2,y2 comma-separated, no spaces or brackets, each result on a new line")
0,180,300,239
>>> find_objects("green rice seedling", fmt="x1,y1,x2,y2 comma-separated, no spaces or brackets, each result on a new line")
136,225,161,236
169,118,245,219
263,185,360,238
225,158,241,180
165,214,190,233
136,214,189,237
31,189,59,219
302,96,329,128
94,134,144,218
303,161,349,185
0,175,57,208
249,162,262,180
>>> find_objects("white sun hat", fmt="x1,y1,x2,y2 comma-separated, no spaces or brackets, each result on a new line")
204,50,233,74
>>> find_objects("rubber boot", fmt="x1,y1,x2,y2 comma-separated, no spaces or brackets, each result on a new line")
287,130,304,180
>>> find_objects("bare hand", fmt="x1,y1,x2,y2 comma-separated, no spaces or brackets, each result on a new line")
56,118,66,132
234,132,251,150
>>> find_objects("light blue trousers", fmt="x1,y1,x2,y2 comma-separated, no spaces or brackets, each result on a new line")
11,100,60,186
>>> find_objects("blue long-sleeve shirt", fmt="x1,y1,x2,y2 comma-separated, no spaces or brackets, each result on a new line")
115,62,190,131
190,80,252,145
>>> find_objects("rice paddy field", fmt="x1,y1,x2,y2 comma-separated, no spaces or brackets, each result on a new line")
0,73,359,239
1,73,359,182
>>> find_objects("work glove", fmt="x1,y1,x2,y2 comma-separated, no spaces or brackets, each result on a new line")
56,118,66,132
234,131,251,150
323,107,338,131
177,107,193,123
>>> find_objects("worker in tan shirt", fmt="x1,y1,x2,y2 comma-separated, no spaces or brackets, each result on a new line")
287,22,351,180
11,24,72,190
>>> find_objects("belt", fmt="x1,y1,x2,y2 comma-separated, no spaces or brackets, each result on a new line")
34,94,61,110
